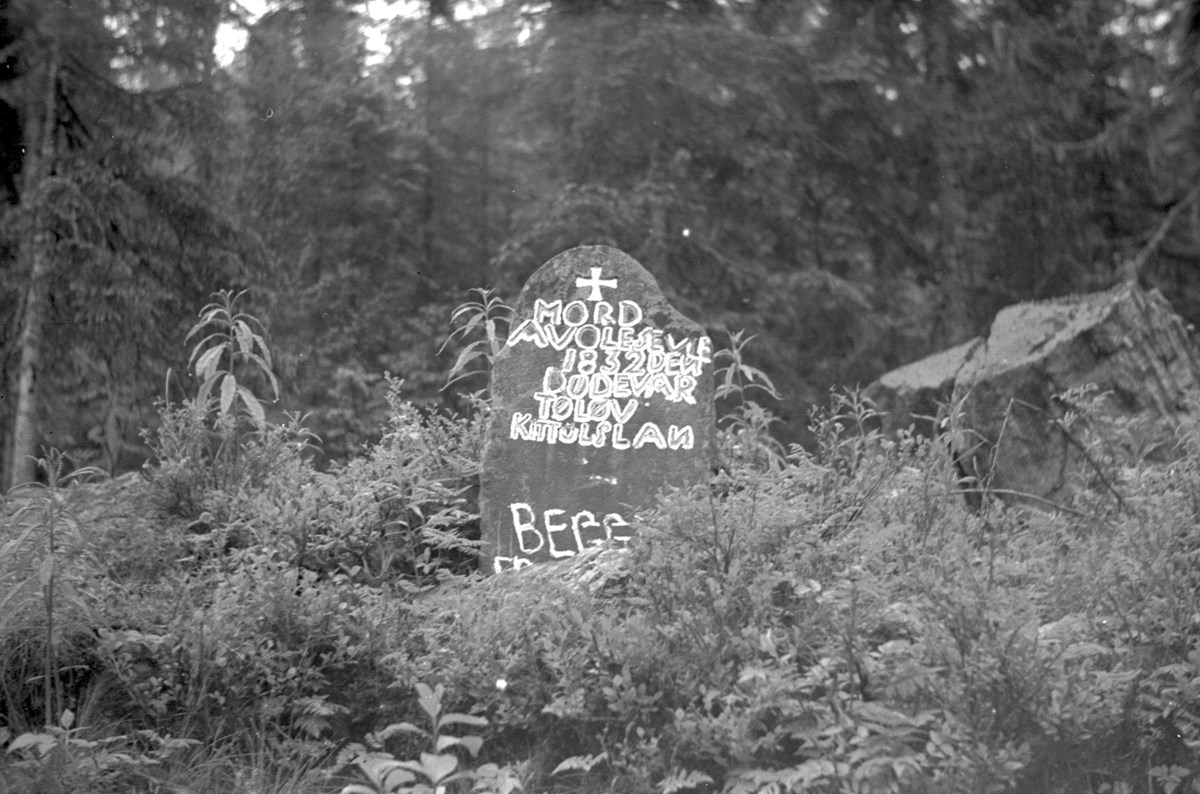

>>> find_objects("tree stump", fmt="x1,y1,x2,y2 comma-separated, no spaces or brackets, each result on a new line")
870,283,1200,508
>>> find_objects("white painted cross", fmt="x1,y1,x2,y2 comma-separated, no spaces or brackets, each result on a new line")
576,267,618,301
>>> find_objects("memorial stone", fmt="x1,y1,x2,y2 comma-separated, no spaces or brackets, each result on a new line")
480,246,715,573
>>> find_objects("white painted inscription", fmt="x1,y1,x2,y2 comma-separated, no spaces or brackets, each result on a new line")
505,272,712,452
493,501,632,573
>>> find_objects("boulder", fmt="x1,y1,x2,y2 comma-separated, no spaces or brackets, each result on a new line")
869,283,1200,508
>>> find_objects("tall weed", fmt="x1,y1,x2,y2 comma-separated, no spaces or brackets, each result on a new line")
0,451,103,731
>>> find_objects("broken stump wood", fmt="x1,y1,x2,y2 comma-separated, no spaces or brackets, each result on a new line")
869,283,1200,508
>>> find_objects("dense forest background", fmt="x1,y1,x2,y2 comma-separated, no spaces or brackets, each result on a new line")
2,0,1199,489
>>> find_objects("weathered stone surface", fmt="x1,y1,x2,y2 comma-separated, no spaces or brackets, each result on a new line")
480,246,715,573
869,283,1200,507
866,337,984,436
950,283,1200,505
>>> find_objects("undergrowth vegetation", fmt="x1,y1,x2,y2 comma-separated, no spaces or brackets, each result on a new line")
2,291,1199,793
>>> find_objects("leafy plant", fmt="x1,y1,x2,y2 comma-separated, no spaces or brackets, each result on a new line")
4,710,199,793
808,387,885,477
338,681,521,794
551,750,608,778
714,330,784,468
146,289,315,519
244,379,482,590
440,288,513,395
186,287,279,430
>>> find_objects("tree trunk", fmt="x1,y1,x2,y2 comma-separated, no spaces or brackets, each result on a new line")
477,50,491,283
8,44,58,489
923,0,973,348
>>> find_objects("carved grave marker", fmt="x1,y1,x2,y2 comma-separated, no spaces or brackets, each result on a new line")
480,246,715,573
